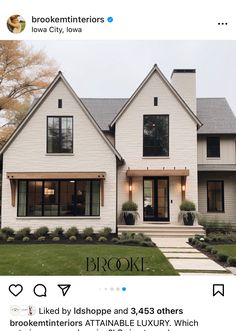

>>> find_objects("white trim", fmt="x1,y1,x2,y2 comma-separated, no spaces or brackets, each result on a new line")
0,72,124,163
110,64,202,128
16,216,101,220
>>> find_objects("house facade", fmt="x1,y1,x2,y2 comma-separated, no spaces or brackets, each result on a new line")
1,65,236,231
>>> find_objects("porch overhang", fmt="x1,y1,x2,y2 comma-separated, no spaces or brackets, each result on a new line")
126,168,189,177
198,164,236,172
7,172,106,180
7,172,106,208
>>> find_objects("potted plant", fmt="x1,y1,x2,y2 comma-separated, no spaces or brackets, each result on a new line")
121,201,139,225
178,200,197,226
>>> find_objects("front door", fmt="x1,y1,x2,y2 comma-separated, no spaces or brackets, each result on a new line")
143,177,169,222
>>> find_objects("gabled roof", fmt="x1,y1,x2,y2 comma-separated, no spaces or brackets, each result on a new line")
81,97,236,134
110,64,202,128
0,72,124,162
197,98,236,134
82,98,128,131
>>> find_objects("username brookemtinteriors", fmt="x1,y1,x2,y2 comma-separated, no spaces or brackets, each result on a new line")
31,15,106,34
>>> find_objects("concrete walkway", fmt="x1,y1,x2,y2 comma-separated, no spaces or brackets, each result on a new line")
152,237,234,276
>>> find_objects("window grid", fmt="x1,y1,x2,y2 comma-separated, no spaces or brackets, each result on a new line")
207,180,224,213
47,116,73,153
17,179,100,217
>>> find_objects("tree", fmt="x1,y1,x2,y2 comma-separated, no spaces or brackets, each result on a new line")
0,41,57,126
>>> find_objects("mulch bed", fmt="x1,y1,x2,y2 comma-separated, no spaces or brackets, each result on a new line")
0,234,117,245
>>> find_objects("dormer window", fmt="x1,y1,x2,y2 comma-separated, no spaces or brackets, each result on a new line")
47,116,73,153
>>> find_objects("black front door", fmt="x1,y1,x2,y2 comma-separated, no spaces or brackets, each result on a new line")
143,177,169,222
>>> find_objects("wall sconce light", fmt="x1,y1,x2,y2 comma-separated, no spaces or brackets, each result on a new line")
182,185,186,192
129,184,132,192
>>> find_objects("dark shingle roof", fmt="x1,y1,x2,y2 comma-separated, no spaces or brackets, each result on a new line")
81,98,128,131
81,97,236,134
197,98,236,134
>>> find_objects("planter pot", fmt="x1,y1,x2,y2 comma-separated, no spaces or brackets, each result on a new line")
183,212,194,226
124,212,135,225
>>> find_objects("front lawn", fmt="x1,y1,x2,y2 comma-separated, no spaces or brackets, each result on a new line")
0,244,178,275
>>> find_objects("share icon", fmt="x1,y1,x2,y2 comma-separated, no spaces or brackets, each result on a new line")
57,284,71,297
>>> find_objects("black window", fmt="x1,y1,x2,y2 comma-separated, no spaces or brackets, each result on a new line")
207,181,224,212
47,116,73,153
207,136,220,157
143,115,169,157
18,180,100,217
154,97,158,106
58,99,63,108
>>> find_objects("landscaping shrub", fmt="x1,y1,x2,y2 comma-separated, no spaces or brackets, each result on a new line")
98,227,112,238
120,232,135,240
204,232,236,244
83,227,94,238
179,200,196,211
122,201,138,211
34,227,49,239
111,237,119,243
65,227,79,239
200,242,207,249
69,236,77,241
217,253,228,263
85,236,93,242
98,236,107,242
52,236,60,242
51,227,64,237
191,238,197,245
37,236,46,242
206,246,213,253
140,241,156,247
0,232,6,241
7,236,14,242
227,257,236,267
15,227,31,240
188,237,193,243
1,227,14,237
200,220,233,236
211,249,218,255
22,236,30,242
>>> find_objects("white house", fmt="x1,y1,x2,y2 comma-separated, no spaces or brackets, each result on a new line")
1,65,236,233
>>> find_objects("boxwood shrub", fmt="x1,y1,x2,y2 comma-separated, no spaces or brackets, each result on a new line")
34,227,49,239
227,257,236,267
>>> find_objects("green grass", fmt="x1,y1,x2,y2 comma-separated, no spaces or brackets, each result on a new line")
212,244,236,258
0,244,178,276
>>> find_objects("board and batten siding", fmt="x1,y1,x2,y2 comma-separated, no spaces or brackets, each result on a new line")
198,172,236,226
197,135,236,164
115,72,198,223
2,80,117,231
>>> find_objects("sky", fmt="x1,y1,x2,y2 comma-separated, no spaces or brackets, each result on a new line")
0,40,231,122
26,40,236,112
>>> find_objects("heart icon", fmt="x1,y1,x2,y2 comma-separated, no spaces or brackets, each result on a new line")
9,284,23,297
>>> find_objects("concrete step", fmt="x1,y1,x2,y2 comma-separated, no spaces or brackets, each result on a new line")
118,224,205,238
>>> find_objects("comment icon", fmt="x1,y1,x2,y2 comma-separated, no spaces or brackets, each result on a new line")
33,284,47,297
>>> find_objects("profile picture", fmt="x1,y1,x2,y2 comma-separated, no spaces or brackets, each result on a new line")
7,15,26,34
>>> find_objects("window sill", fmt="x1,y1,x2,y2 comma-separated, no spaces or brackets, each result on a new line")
142,156,170,159
45,153,74,156
206,157,221,160
206,211,225,214
17,216,101,219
